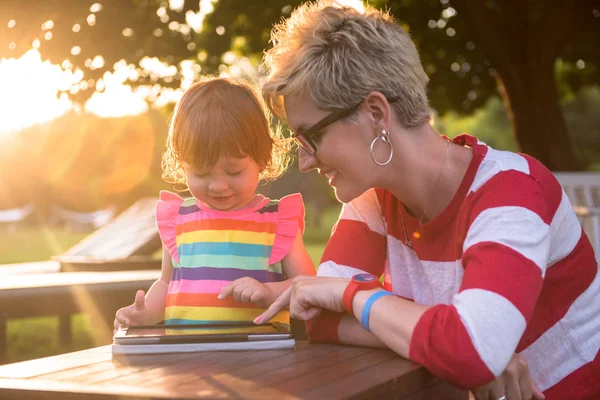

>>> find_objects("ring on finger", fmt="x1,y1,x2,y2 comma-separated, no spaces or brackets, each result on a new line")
497,396,507,400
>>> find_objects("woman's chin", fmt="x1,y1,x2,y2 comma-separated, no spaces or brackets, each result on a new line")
333,184,362,204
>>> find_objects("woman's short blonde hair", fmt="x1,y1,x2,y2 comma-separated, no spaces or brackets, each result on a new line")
262,0,430,128
162,77,291,187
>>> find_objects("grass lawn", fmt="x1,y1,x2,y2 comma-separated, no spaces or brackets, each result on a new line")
0,203,341,364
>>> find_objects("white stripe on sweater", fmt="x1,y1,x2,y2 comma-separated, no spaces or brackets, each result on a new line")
388,235,463,305
317,260,368,278
547,190,583,266
468,148,530,195
338,189,386,236
463,206,550,275
520,265,600,390
454,288,527,376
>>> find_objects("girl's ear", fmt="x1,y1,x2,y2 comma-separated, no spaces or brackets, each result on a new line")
363,91,392,133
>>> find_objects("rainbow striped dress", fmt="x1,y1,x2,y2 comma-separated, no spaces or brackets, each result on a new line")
156,190,304,326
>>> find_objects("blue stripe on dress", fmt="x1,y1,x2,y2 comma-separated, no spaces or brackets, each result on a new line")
178,242,271,258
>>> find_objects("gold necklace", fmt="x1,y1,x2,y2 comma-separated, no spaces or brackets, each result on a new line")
399,140,450,247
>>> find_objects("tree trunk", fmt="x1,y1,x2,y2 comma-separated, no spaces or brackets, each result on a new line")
451,0,583,171
495,57,581,171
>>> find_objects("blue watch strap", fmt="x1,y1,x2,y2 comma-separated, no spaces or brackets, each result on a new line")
360,291,395,332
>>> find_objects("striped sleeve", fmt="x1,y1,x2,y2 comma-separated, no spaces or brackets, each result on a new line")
410,169,554,388
318,189,387,278
307,189,387,343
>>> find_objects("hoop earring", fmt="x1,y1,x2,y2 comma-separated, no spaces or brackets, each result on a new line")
370,130,394,166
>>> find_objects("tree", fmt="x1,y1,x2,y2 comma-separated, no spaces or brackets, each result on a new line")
1,0,598,170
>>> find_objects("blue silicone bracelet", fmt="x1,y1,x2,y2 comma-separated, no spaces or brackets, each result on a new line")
360,291,395,332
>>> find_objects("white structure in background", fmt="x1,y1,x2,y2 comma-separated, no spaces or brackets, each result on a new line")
555,172,600,264
0,205,34,233
52,205,116,231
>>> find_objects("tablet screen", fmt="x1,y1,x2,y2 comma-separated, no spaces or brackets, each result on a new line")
124,323,286,338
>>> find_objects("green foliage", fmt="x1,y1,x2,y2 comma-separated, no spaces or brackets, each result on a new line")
6,315,96,364
434,96,516,152
435,86,600,170
0,226,88,264
563,86,600,170
2,0,597,114
0,110,172,210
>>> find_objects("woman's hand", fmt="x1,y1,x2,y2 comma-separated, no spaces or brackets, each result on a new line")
254,275,349,324
218,277,274,309
113,290,152,333
471,353,545,400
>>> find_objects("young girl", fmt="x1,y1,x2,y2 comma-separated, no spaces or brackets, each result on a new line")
114,77,315,330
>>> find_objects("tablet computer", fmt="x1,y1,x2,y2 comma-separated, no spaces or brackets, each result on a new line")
113,322,292,345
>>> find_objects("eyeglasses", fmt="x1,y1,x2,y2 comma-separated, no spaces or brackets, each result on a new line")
291,96,399,155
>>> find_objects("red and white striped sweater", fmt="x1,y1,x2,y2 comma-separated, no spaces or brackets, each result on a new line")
311,134,600,398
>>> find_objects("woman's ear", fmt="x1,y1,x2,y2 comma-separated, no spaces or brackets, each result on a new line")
363,91,392,132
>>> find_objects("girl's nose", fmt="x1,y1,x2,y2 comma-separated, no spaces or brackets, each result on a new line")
208,179,229,193
298,148,318,173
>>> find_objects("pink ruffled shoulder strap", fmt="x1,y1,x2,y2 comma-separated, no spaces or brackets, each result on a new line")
269,193,305,265
156,190,183,264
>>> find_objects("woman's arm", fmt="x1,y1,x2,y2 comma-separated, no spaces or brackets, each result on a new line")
304,190,388,342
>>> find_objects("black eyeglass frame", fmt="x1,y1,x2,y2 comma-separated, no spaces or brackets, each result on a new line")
291,96,399,155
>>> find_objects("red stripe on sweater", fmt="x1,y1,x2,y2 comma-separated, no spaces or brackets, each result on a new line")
524,155,563,219
461,242,543,320
542,348,600,400
466,169,556,226
306,311,343,343
409,304,494,388
517,231,598,351
378,191,461,262
320,219,386,276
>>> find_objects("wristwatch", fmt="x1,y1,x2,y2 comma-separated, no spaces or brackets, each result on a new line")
342,273,381,315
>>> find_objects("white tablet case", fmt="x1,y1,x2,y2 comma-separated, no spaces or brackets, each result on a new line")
111,338,295,355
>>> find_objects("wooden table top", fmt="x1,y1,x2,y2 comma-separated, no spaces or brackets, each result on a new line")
0,342,467,400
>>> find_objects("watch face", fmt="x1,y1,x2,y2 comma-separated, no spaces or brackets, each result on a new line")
354,274,376,282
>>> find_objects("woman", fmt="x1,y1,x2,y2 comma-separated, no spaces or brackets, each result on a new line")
255,1,600,399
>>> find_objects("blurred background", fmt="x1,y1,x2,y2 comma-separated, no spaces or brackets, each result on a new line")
0,0,598,363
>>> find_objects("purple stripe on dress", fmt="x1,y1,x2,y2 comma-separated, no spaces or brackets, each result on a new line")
179,204,201,215
256,204,278,214
172,267,283,282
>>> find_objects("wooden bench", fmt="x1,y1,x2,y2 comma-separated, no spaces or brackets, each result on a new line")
0,269,160,363
0,197,164,362
53,197,162,272
554,172,600,263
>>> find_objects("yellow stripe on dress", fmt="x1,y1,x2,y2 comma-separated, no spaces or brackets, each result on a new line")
177,230,276,247
165,306,290,324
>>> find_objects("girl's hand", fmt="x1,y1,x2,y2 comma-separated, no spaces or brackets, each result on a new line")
218,277,274,309
471,353,545,400
113,290,152,333
255,275,349,324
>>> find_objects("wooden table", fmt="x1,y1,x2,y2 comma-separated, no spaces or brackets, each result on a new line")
0,342,467,399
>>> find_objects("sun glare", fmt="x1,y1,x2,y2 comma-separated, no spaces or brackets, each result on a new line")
0,50,75,134
0,49,153,134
